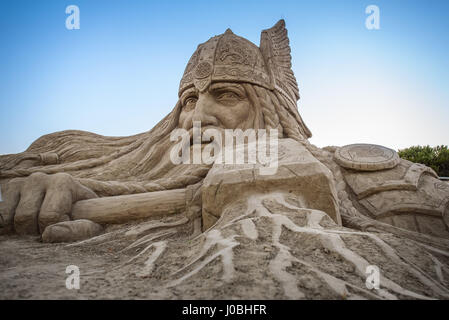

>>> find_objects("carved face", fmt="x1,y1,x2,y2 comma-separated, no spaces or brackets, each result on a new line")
178,82,257,131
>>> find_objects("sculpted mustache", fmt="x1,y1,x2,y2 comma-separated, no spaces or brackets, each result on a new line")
184,125,225,146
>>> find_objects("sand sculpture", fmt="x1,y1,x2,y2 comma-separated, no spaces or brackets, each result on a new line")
1,20,448,299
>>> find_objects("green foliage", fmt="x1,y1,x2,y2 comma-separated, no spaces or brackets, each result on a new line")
398,145,449,177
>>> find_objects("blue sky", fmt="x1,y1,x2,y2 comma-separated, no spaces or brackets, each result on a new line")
0,0,448,155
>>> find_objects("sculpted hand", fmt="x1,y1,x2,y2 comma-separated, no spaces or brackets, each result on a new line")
0,172,97,235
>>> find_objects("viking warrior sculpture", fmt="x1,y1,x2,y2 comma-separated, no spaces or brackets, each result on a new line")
1,20,448,299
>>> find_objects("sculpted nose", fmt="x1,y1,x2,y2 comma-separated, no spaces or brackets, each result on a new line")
192,94,220,127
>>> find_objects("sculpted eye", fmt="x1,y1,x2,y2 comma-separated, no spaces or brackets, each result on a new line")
185,97,197,105
217,92,240,100
183,97,197,110
214,89,244,106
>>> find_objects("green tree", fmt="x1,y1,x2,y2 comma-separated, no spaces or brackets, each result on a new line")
398,145,449,177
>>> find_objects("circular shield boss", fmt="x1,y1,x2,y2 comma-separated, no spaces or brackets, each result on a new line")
334,144,400,171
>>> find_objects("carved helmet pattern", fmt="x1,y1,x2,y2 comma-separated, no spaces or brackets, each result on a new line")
178,20,300,108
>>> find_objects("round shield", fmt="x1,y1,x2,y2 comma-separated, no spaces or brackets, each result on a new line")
334,144,400,171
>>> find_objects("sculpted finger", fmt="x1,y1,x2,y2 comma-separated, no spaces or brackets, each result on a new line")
38,174,96,232
14,173,47,235
0,178,24,232
38,186,72,233
74,180,98,201
37,173,75,232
